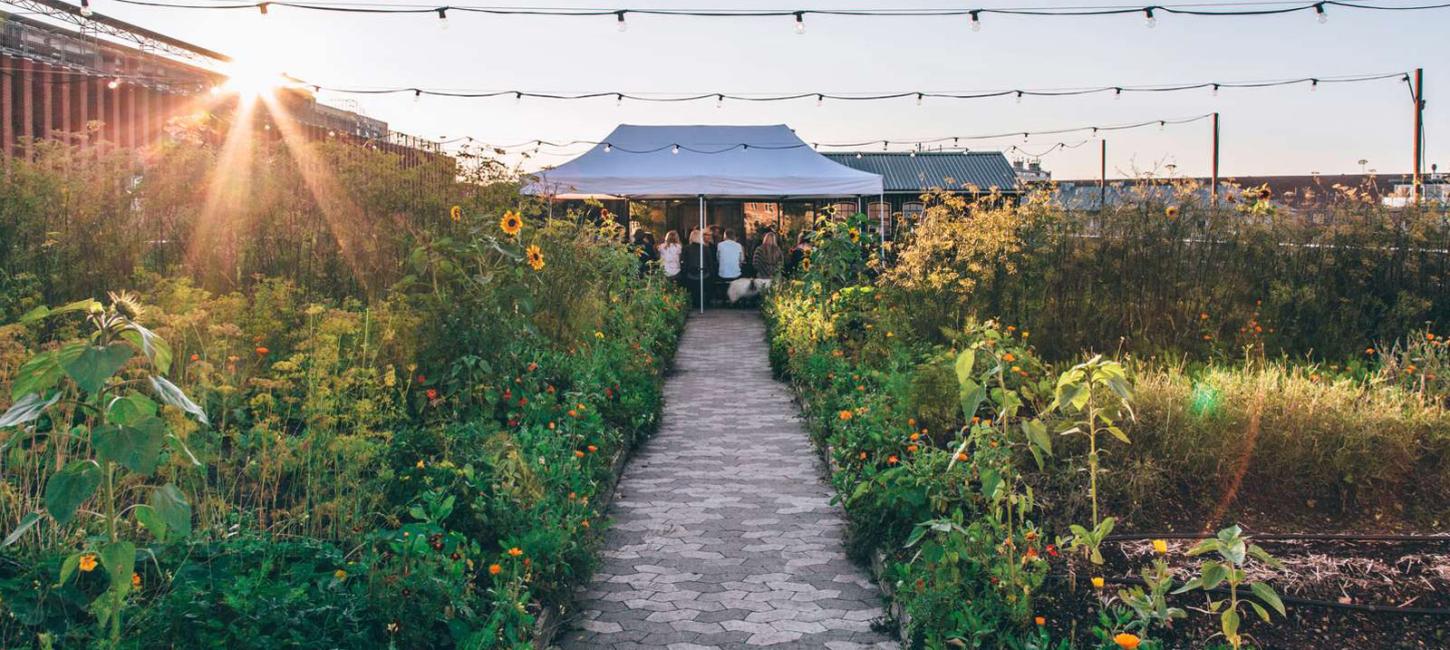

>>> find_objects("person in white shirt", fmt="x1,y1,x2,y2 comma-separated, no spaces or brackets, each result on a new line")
716,230,744,281
658,230,682,279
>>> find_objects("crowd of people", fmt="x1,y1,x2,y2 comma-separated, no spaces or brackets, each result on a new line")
629,223,813,307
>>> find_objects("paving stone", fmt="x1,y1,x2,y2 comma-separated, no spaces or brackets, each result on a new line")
558,311,898,650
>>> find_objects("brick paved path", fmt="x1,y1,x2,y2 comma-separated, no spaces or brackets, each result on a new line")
557,309,898,649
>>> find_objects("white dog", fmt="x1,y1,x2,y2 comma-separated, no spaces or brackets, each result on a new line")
726,278,773,304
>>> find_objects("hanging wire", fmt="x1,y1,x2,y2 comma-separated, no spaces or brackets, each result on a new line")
297,72,1408,103
438,113,1214,156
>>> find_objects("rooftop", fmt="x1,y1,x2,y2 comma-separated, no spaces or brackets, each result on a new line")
823,151,1021,194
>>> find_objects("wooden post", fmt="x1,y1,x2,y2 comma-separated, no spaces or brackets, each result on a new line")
1099,138,1107,209
1211,112,1220,206
60,72,72,137
19,59,34,147
1412,68,1424,205
38,65,52,140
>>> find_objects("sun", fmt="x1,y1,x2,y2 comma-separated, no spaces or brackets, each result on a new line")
217,60,288,99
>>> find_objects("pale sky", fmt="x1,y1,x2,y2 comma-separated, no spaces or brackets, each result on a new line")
79,1,1448,179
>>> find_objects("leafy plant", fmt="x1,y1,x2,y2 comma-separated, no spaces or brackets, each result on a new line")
1050,355,1133,564
1,292,206,646
1172,526,1286,650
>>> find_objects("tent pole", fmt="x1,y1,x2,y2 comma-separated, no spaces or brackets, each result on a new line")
698,195,706,314
878,192,885,263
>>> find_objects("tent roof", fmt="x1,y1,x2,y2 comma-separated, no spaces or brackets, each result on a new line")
522,124,884,199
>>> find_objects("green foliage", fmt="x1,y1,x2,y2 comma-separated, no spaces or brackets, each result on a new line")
1172,526,1286,650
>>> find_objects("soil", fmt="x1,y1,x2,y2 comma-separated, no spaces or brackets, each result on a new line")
1035,536,1450,649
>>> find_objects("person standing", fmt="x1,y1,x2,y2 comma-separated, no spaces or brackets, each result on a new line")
787,230,812,275
752,231,784,278
658,230,683,281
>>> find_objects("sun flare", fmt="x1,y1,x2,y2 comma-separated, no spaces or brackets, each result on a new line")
217,61,289,99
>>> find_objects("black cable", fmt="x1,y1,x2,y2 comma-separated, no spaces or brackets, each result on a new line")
1106,532,1450,542
300,72,1407,103
1091,575,1450,616
100,0,1450,22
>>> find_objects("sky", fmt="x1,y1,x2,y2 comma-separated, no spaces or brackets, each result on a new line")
67,0,1450,179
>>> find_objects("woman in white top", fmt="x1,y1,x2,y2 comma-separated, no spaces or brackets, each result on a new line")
658,230,683,279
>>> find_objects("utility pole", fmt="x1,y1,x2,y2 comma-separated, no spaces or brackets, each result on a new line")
1211,112,1220,206
1412,68,1424,205
1099,138,1107,209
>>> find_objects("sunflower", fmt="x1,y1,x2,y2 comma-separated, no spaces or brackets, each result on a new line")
848,227,861,243
107,290,144,320
450,205,463,223
500,210,523,236
525,244,545,271
800,255,812,272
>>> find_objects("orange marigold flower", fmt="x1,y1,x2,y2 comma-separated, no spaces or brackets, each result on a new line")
190,353,200,362
79,554,98,573
909,433,920,442
507,547,523,557
858,451,868,460
1034,616,1045,626
587,444,598,453
907,418,917,427
568,409,579,418
907,444,919,453
255,346,269,356
1365,347,1376,355
956,452,968,461
1002,352,1016,362
1113,633,1141,650
575,450,585,458
838,410,853,421
488,563,502,575
132,572,142,588
887,455,899,465
426,388,439,400
1091,576,1105,589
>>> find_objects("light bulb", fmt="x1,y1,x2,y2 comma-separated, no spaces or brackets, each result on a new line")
916,93,923,107
1212,84,1219,97
816,94,823,107
1114,88,1122,100
515,92,522,105
672,144,679,155
615,93,622,107
1015,91,1023,104
909,150,916,158
258,2,268,16
1315,3,1327,23
716,94,723,109
794,11,805,34
1310,79,1318,92
437,8,448,30
604,143,612,153
616,11,627,32
80,0,93,16
855,152,862,159
107,78,120,90
1159,121,1166,131
970,11,981,31
882,141,888,151
1144,8,1155,28
413,89,421,103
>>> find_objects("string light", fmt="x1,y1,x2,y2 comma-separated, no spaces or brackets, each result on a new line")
298,72,1406,104
615,93,622,107
1144,7,1156,27
1015,90,1023,104
80,0,93,16
916,92,923,106
107,78,121,90
793,11,805,34
437,7,448,29
715,93,724,108
103,0,1450,31
616,10,627,31
258,1,268,15
515,91,522,104
604,143,612,153
671,144,680,154
413,88,421,102
1315,2,1328,22
1310,78,1319,91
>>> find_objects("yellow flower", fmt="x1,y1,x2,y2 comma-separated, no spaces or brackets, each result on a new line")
1151,539,1168,555
595,331,605,340
334,569,348,580
415,459,425,469
525,245,546,271
507,547,523,557
79,554,98,573
1113,633,1141,650
1165,205,1180,218
848,227,861,243
450,205,463,223
500,210,523,236
489,563,502,575
801,256,812,272
1091,576,1105,589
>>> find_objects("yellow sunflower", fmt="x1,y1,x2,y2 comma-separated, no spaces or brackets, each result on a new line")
500,210,523,236
801,255,812,272
525,244,545,271
449,205,463,223
848,227,861,243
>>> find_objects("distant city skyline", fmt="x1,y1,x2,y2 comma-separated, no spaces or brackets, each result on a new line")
60,0,1449,179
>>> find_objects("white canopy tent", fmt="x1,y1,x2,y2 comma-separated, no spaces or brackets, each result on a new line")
522,124,885,311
